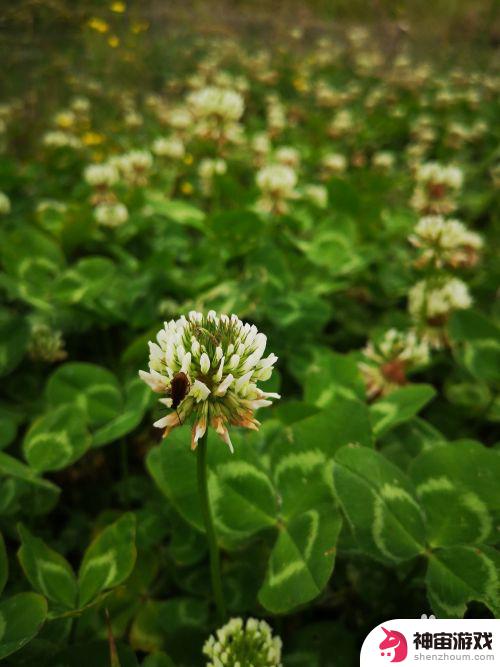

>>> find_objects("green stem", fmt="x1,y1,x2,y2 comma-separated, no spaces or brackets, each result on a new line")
196,431,226,622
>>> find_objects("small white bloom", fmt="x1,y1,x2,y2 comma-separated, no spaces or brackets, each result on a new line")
0,191,11,215
322,153,347,175
152,136,185,159
203,617,282,667
84,163,119,188
188,86,245,122
94,202,129,227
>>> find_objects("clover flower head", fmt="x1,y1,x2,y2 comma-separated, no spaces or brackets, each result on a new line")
0,191,11,215
410,215,483,268
328,109,354,137
43,131,82,149
139,311,280,452
167,107,193,131
410,277,472,320
359,328,429,399
256,164,298,215
199,158,227,180
411,162,463,214
112,150,153,185
94,201,129,227
84,163,119,188
409,278,472,347
152,136,185,159
322,153,347,175
256,164,297,196
275,146,300,168
416,162,463,190
203,617,282,667
71,96,90,113
188,86,245,122
303,184,328,208
251,132,271,157
372,151,395,170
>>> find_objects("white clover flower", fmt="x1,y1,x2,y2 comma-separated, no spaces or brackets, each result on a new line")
139,311,280,452
256,164,298,214
411,162,463,214
256,164,297,197
167,107,194,131
359,328,430,399
303,184,328,208
0,191,11,215
43,131,82,149
94,202,129,227
203,617,282,667
372,151,395,170
328,110,354,138
251,132,271,157
266,96,286,134
275,146,300,168
321,153,347,175
84,163,119,188
416,162,463,190
124,110,143,128
111,150,153,185
152,136,185,159
410,215,482,268
409,278,472,322
71,96,90,113
188,86,244,122
199,158,227,180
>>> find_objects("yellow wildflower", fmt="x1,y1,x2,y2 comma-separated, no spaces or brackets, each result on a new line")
82,132,105,146
110,1,126,12
88,17,110,34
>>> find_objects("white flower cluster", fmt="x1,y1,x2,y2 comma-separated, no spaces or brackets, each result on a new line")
408,277,472,347
410,215,483,268
302,184,328,208
152,136,185,159
139,311,280,451
321,153,347,176
84,163,119,188
188,86,245,122
266,95,286,136
43,131,82,149
359,328,430,399
94,202,129,227
111,150,153,186
411,162,463,214
0,191,11,215
199,158,227,194
275,146,300,168
256,164,298,214
328,110,354,138
167,107,193,132
203,617,282,667
372,151,395,170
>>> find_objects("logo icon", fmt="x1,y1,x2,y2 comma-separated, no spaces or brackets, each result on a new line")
379,627,408,662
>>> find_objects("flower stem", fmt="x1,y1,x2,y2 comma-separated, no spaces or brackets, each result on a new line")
196,431,226,622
